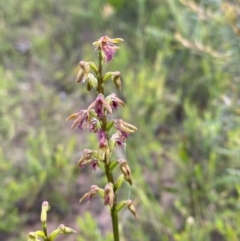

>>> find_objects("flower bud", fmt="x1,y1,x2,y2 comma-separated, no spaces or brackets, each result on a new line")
28,232,41,241
112,71,122,91
115,199,137,217
41,201,50,223
58,224,77,234
75,61,89,83
126,200,137,218
118,159,133,185
76,149,96,167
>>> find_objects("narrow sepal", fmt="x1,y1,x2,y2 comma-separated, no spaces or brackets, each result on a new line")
110,38,124,43
66,113,78,121
109,136,116,152
75,68,85,83
87,81,92,91
115,200,127,213
114,119,137,133
105,146,111,164
103,72,113,82
88,62,99,75
98,188,105,198
34,231,45,238
114,174,124,191
97,148,105,161
109,160,118,171
87,73,98,90
49,229,60,241
75,61,89,83
106,120,114,131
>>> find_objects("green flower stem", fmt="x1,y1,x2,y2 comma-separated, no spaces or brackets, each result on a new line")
42,222,48,241
97,47,104,94
97,47,120,241
104,163,114,183
105,161,119,241
111,208,120,241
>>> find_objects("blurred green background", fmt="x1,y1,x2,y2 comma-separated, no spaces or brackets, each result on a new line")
1,0,240,240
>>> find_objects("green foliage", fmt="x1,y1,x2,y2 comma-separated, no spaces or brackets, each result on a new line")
77,212,113,241
0,148,27,233
0,66,77,237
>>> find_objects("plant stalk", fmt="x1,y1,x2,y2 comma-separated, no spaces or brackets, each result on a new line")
111,208,120,241
97,47,120,241
42,222,48,241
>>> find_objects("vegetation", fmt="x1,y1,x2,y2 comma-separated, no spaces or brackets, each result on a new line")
1,0,240,240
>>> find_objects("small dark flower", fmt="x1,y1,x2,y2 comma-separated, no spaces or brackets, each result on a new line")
76,149,96,167
104,183,115,208
93,36,124,62
91,160,98,171
97,129,107,147
88,94,112,118
66,110,89,130
87,118,101,133
105,93,124,111
95,96,106,118
120,131,130,139
79,185,104,203
110,133,126,149
114,119,137,137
